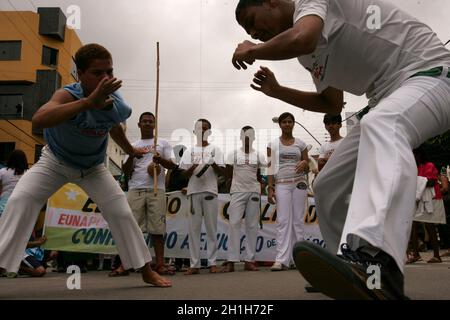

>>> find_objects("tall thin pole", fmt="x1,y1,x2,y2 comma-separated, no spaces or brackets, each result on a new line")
295,121,322,146
153,42,160,196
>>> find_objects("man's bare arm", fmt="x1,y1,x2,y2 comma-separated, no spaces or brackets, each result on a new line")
233,15,324,69
32,90,89,129
251,66,344,114
32,77,121,129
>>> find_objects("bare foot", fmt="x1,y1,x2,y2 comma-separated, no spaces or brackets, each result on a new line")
209,265,218,273
184,267,200,275
221,262,234,273
142,264,172,287
427,256,442,263
244,261,259,271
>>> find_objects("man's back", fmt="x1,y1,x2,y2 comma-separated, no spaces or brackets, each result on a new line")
296,0,450,100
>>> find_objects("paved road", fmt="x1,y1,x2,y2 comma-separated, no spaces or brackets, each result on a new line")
0,251,449,300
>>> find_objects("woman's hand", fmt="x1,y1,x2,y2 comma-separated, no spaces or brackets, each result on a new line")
295,160,309,174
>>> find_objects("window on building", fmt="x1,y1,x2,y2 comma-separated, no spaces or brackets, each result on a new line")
42,46,59,67
0,41,21,61
70,58,79,81
0,142,16,166
34,144,44,163
0,94,24,119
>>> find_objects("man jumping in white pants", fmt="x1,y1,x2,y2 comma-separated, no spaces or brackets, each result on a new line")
222,126,266,272
232,0,450,299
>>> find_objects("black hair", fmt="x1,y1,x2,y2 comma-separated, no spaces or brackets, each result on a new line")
235,0,265,21
139,112,155,122
278,112,295,124
323,113,342,124
74,43,112,72
196,118,212,129
241,125,254,132
6,149,28,175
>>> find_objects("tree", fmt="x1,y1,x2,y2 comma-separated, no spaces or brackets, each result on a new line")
422,130,450,170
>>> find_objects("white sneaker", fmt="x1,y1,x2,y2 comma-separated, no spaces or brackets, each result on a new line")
270,262,287,271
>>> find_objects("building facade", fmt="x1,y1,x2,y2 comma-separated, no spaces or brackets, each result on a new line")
0,8,125,173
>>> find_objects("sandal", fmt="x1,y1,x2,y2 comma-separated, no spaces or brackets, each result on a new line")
406,255,422,264
427,256,442,263
156,265,176,276
209,265,218,273
221,262,235,273
108,268,130,277
244,261,259,271
440,250,450,257
184,267,200,275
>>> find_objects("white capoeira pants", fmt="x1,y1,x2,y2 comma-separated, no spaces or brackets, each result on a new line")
188,192,218,268
227,192,261,263
275,182,307,267
314,70,450,273
0,147,152,273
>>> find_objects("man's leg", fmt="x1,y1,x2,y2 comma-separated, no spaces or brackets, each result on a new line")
406,222,422,263
151,234,165,268
313,124,361,254
78,166,170,287
243,192,261,270
424,223,442,262
296,73,450,299
227,193,246,263
127,189,147,234
0,147,67,273
341,74,450,272
146,189,171,274
202,193,218,272
19,256,46,277
108,188,147,276
186,193,203,271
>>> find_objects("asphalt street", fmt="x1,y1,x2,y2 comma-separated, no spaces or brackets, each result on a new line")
0,251,449,300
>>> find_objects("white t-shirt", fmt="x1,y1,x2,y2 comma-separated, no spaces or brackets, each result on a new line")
179,144,225,196
127,138,174,191
319,138,343,159
227,148,267,194
294,0,450,103
0,168,24,196
268,138,307,180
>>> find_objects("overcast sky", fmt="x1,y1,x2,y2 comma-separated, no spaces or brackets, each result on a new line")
2,0,450,154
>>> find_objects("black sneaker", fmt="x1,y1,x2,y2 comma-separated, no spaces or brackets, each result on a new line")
305,284,321,293
293,241,409,300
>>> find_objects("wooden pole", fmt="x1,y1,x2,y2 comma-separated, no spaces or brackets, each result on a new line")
153,42,160,196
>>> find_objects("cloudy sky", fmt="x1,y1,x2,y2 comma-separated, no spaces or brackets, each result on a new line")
2,0,450,154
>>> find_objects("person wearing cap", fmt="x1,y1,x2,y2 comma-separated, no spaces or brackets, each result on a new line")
318,114,343,171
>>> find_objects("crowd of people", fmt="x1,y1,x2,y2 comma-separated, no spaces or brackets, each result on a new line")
1,0,450,300
1,106,448,285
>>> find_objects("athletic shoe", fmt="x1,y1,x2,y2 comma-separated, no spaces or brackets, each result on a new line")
293,241,409,300
270,262,288,271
